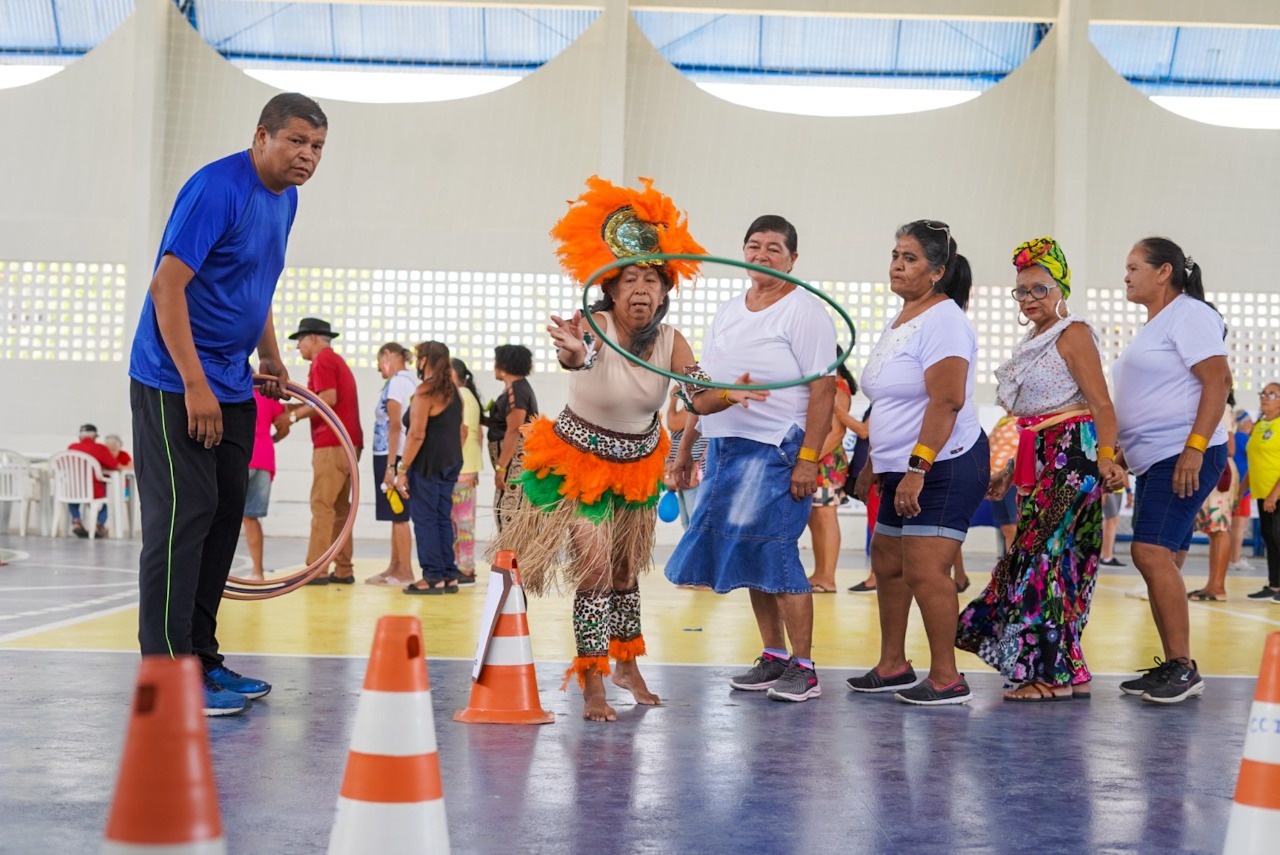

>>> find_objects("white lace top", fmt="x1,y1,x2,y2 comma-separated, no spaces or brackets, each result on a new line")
995,316,1094,417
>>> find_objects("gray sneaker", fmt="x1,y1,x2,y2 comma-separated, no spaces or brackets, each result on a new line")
729,653,788,691
894,675,972,706
1142,658,1205,704
846,663,918,693
766,659,822,702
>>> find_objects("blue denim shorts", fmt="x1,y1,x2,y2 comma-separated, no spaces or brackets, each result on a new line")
665,426,813,594
876,433,990,542
1133,444,1227,552
243,467,272,519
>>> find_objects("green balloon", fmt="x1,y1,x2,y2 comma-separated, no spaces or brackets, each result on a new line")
582,253,856,391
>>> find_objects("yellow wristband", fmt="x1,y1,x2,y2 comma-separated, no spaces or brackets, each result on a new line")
911,443,937,464
798,447,819,463
1098,446,1115,461
719,388,740,407
1185,434,1209,453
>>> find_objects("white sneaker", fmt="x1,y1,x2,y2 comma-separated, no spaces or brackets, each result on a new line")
1229,560,1254,573
1124,582,1149,601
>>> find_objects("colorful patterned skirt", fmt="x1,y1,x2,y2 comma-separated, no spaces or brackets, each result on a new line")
956,417,1102,687
491,407,669,597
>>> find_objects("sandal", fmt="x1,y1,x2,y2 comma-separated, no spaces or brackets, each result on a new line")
403,582,445,595
1002,680,1072,702
807,579,837,594
847,581,877,593
1188,590,1227,602
1071,681,1091,699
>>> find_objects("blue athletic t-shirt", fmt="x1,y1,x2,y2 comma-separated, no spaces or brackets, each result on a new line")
129,151,298,403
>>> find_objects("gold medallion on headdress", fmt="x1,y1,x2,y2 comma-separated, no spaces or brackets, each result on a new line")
552,177,706,288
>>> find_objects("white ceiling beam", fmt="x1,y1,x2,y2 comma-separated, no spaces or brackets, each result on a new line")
264,0,1280,27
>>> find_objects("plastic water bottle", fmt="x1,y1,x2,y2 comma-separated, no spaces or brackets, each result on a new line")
386,487,404,514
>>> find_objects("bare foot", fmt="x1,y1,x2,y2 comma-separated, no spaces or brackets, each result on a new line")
582,670,617,722
612,659,660,705
247,573,265,582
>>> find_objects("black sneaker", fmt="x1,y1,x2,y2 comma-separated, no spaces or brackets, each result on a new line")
894,675,972,706
1141,658,1205,704
729,653,788,691
1099,557,1125,567
766,659,822,702
1119,657,1171,696
846,663,918,693
1247,587,1278,600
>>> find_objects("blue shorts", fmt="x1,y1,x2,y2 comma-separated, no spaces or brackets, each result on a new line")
243,467,272,519
876,433,990,542
1133,444,1227,552
990,488,1019,527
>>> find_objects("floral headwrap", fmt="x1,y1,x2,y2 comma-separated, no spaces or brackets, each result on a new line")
1011,236,1071,298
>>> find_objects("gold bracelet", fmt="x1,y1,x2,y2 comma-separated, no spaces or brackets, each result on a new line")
1098,446,1116,461
1185,434,1209,453
911,443,937,464
719,388,740,407
797,447,819,463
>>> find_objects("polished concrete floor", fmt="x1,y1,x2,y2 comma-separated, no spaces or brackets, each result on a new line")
0,532,1274,853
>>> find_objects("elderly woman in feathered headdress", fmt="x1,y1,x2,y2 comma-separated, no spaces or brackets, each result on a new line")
956,236,1125,702
492,177,762,722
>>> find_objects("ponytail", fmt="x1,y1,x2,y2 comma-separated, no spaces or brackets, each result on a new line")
937,253,972,310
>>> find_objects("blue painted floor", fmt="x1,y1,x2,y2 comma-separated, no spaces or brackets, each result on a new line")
0,649,1249,854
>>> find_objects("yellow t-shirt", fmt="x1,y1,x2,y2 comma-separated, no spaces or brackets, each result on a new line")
1247,418,1280,499
460,387,483,475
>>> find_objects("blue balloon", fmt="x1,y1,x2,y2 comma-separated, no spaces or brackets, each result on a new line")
657,490,680,523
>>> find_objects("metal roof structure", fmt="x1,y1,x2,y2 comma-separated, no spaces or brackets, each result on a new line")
1,1,1277,97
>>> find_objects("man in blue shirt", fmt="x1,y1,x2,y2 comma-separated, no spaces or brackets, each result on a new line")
129,93,328,716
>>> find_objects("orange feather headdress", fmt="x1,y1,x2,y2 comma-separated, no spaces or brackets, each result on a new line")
550,176,706,289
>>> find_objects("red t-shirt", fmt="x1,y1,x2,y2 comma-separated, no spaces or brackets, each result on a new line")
116,450,132,467
67,438,119,498
308,347,364,450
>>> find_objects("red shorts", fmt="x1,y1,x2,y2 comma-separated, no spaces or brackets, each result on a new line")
1235,491,1252,518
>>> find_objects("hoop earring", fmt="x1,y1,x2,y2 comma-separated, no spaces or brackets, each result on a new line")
1018,312,1031,327
1055,299,1068,320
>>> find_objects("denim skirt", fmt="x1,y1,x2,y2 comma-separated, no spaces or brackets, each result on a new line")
664,426,813,594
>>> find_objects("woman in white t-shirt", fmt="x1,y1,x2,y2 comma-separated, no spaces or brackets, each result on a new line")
847,219,989,707
666,215,838,703
1113,237,1230,704
367,343,419,586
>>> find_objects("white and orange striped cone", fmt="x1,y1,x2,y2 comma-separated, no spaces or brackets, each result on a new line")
103,656,225,854
328,616,449,855
454,550,555,725
1225,632,1280,853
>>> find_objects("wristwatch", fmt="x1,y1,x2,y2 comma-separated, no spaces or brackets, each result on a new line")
289,410,299,424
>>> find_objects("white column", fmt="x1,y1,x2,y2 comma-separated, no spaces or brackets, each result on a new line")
1053,0,1090,282
598,0,629,182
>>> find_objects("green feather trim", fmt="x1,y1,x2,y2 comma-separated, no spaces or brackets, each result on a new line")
516,470,662,521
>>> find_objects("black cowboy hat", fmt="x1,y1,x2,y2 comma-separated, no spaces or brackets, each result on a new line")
288,318,340,340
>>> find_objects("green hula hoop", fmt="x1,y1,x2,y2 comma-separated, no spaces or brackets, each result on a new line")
582,253,856,391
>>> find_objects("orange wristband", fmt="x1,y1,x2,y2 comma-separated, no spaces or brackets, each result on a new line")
911,443,937,464
798,447,819,463
1185,434,1209,453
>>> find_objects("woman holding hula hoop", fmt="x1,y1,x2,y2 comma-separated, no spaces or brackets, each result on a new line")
848,219,989,706
493,176,719,722
665,215,838,704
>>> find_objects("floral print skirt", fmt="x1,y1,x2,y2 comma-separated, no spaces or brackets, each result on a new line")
956,417,1102,687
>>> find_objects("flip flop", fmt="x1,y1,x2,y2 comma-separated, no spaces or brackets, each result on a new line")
1003,681,1071,702
1188,591,1227,602
807,581,837,594
847,581,877,593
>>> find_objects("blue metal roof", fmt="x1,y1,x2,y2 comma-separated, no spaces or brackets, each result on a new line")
0,1,1277,98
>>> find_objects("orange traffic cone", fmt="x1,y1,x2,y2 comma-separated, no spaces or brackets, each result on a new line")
1225,632,1280,853
328,616,449,855
454,550,555,725
103,656,225,854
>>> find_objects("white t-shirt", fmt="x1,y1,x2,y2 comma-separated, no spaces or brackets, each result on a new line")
372,368,418,455
1113,295,1228,475
861,300,981,474
697,288,837,447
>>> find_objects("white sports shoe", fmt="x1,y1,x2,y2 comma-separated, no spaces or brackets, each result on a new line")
1124,582,1149,601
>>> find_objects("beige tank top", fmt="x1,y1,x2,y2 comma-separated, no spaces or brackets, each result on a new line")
569,314,675,434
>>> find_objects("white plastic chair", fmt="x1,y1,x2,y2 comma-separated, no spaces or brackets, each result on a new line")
47,451,108,539
0,450,40,536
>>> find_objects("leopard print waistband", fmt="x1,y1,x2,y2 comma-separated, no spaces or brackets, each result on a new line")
553,407,662,463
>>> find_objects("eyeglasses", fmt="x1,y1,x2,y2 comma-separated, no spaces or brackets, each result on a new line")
1011,284,1057,302
1261,392,1280,400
